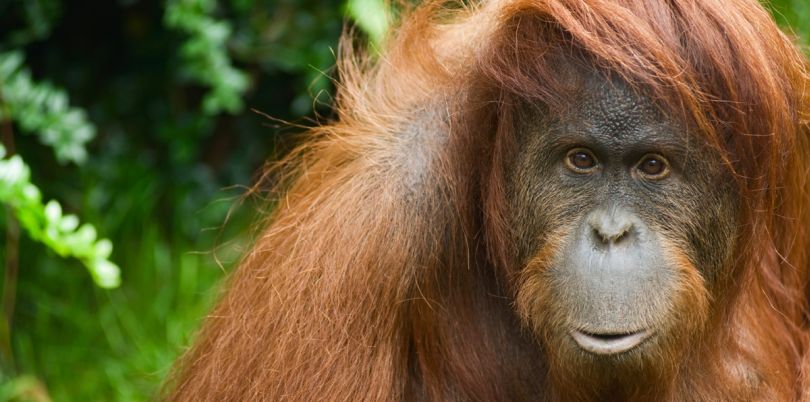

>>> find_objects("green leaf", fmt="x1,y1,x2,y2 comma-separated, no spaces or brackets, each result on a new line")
346,0,389,46
94,238,113,260
59,214,80,232
164,0,250,115
89,259,121,289
0,51,96,164
74,224,98,245
0,155,27,186
44,199,62,223
0,151,121,288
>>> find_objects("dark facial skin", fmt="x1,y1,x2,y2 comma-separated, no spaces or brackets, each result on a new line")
507,72,740,372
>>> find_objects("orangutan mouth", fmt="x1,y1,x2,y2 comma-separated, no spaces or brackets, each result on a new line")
570,329,654,355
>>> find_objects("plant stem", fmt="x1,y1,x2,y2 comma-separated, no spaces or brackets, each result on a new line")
0,118,19,366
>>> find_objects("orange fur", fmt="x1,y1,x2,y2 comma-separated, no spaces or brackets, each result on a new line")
164,1,810,400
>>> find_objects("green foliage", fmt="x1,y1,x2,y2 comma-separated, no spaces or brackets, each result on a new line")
0,0,344,400
346,0,390,45
767,0,810,45
0,374,49,402
0,51,95,164
165,0,250,115
0,47,115,290
0,0,61,48
226,0,343,115
0,144,119,288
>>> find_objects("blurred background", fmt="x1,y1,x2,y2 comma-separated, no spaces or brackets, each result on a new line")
0,0,806,400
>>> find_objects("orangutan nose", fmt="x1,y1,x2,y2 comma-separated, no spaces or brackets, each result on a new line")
587,207,637,247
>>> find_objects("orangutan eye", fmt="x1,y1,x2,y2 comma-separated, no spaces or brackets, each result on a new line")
565,148,598,173
636,154,670,179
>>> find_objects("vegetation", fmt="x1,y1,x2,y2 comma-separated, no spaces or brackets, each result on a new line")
0,1,805,400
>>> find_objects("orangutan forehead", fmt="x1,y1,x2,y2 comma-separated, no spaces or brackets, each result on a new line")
522,70,686,150
573,78,681,142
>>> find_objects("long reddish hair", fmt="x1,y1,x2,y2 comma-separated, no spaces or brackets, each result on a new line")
165,1,810,400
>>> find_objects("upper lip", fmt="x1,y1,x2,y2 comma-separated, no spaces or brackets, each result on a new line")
570,328,653,355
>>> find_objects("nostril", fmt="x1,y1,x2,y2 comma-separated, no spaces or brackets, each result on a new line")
591,223,633,245
592,227,608,245
613,227,630,244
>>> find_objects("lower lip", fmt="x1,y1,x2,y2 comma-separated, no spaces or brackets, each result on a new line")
569,329,653,355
